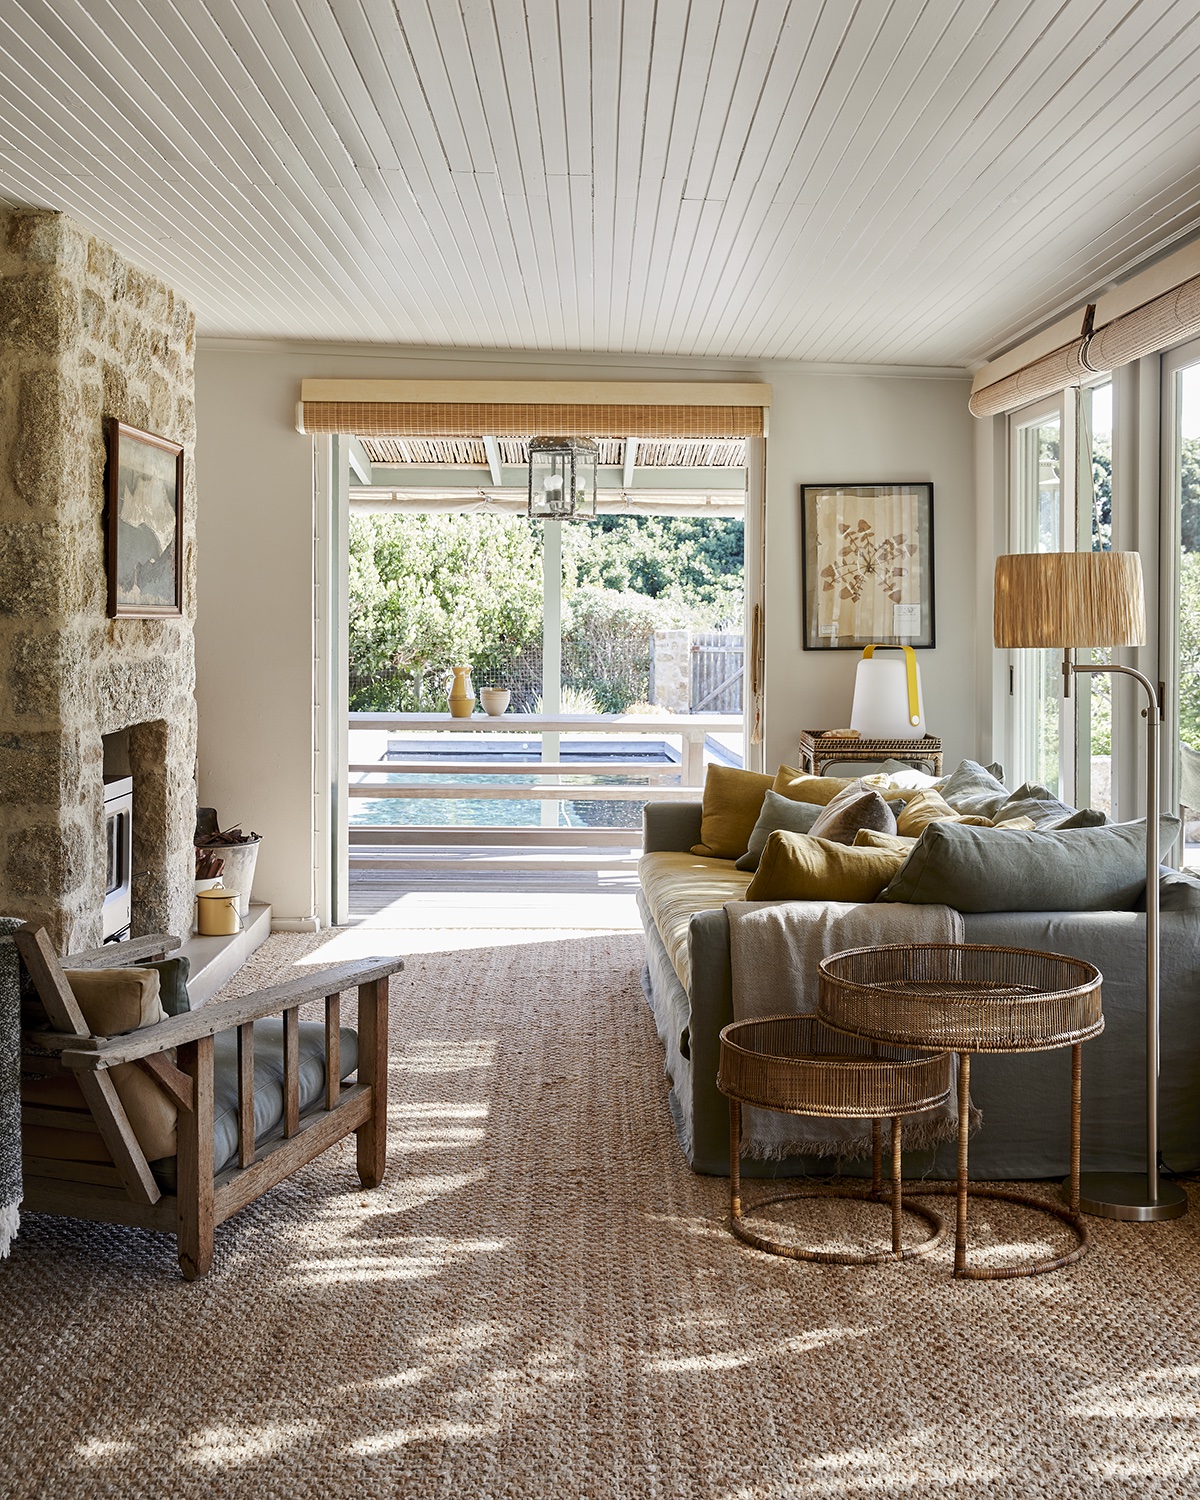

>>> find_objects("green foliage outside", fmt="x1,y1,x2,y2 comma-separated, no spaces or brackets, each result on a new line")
348,511,744,712
1176,439,1200,752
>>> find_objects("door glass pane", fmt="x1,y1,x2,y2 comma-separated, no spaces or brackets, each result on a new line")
1014,414,1064,792
1080,383,1113,816
1176,364,1200,869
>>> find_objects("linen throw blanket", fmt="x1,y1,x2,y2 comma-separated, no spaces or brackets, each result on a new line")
0,918,24,1257
726,901,966,1160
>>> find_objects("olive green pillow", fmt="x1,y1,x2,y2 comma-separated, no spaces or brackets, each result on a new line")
939,759,1011,818
690,763,775,859
746,831,906,902
879,816,1183,912
992,782,1077,828
735,791,824,872
143,956,191,1016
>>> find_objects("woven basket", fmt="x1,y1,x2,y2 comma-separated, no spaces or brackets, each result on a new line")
818,943,1103,1054
718,1015,951,1118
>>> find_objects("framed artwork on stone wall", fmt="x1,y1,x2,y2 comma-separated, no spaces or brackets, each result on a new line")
800,482,935,650
105,419,184,618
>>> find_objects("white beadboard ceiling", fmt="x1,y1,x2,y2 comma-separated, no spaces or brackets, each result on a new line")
3,0,1200,366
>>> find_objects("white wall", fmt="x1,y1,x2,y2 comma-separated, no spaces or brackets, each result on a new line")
195,343,973,924
761,368,976,772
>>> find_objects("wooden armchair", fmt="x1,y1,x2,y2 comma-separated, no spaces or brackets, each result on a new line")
16,924,404,1278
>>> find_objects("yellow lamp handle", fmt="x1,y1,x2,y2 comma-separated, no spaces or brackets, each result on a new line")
861,644,921,727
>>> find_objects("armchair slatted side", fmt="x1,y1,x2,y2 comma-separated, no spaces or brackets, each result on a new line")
16,924,403,1279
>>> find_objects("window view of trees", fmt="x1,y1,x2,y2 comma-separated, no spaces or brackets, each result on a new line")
348,512,745,712
1178,436,1200,751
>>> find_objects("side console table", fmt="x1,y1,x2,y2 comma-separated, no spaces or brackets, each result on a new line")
797,729,942,778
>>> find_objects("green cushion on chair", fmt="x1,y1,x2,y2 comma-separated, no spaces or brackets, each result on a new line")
154,1018,359,1187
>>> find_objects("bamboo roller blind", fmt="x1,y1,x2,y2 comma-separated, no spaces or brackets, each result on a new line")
299,400,765,438
970,268,1200,417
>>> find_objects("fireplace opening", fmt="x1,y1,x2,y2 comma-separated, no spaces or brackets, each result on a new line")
102,774,133,942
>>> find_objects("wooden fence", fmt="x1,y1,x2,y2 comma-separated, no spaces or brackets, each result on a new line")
690,632,743,712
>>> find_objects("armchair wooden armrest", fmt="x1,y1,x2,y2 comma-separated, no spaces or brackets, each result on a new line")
60,933,182,970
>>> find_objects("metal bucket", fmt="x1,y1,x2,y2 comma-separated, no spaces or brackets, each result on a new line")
211,839,261,918
196,888,241,937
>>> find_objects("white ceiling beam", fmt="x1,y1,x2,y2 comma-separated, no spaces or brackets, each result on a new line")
482,436,504,487
347,437,372,485
623,438,637,490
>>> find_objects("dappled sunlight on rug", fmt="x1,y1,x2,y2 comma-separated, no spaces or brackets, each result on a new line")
3,929,1200,1497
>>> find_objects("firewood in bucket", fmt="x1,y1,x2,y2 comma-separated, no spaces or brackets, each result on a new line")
194,850,226,880
194,825,262,847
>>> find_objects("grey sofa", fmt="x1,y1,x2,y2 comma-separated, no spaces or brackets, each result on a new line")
639,801,1200,1180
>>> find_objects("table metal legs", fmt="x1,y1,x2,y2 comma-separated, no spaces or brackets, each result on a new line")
727,1099,945,1266
917,1044,1091,1279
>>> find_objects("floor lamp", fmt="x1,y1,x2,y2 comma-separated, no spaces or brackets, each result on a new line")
993,550,1188,1222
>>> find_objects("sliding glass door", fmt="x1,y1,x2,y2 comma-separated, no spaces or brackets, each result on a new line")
1163,339,1200,870
1008,396,1071,793
1006,382,1113,805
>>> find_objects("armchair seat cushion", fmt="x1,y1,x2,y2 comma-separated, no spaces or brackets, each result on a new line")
153,1018,359,1187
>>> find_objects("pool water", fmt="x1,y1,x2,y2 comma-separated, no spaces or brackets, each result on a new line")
350,770,674,830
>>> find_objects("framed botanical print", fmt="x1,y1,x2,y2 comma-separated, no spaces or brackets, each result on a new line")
106,419,184,618
800,482,934,650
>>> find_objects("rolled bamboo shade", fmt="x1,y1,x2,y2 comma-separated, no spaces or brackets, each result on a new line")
968,340,1090,418
299,400,764,438
1081,272,1200,373
993,551,1145,649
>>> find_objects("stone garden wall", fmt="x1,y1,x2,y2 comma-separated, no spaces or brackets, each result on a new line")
0,208,197,950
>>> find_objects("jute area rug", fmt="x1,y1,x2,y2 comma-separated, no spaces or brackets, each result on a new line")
4,930,1200,1499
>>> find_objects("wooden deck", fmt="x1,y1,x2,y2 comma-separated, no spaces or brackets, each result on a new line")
347,846,642,926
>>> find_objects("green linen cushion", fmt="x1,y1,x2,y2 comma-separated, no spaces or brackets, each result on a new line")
992,781,1078,828
878,816,1183,912
143,956,191,1016
735,791,824,872
806,781,898,846
1052,808,1109,830
939,759,1011,819
1158,870,1200,913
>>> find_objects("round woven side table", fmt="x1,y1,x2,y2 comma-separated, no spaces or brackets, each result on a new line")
717,1015,951,1265
818,943,1104,1280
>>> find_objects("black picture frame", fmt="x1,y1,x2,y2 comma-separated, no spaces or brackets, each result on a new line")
800,482,935,650
106,418,184,619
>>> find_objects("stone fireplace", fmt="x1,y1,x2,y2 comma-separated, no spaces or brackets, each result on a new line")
0,208,197,952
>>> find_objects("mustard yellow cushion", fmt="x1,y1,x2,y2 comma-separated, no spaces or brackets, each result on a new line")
854,829,918,854
771,766,858,805
745,831,906,902
639,850,753,990
895,789,995,838
690,764,775,859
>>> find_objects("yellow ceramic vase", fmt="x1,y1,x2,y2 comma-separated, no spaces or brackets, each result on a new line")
448,665,475,718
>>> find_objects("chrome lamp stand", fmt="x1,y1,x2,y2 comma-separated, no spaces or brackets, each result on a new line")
1066,650,1187,1221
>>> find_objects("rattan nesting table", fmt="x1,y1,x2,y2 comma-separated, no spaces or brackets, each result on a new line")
717,1015,952,1264
818,943,1104,1280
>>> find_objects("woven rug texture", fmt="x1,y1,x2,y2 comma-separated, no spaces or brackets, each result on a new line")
3,929,1200,1498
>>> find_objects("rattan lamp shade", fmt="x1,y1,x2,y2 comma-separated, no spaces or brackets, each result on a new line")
993,551,1145,650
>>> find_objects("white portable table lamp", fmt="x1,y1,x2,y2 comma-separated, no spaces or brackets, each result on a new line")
993,550,1187,1221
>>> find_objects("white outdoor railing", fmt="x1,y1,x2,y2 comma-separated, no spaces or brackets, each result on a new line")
348,711,741,846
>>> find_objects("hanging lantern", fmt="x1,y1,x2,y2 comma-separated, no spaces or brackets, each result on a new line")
527,437,598,520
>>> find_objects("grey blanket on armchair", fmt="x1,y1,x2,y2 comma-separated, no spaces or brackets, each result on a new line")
0,918,24,1257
